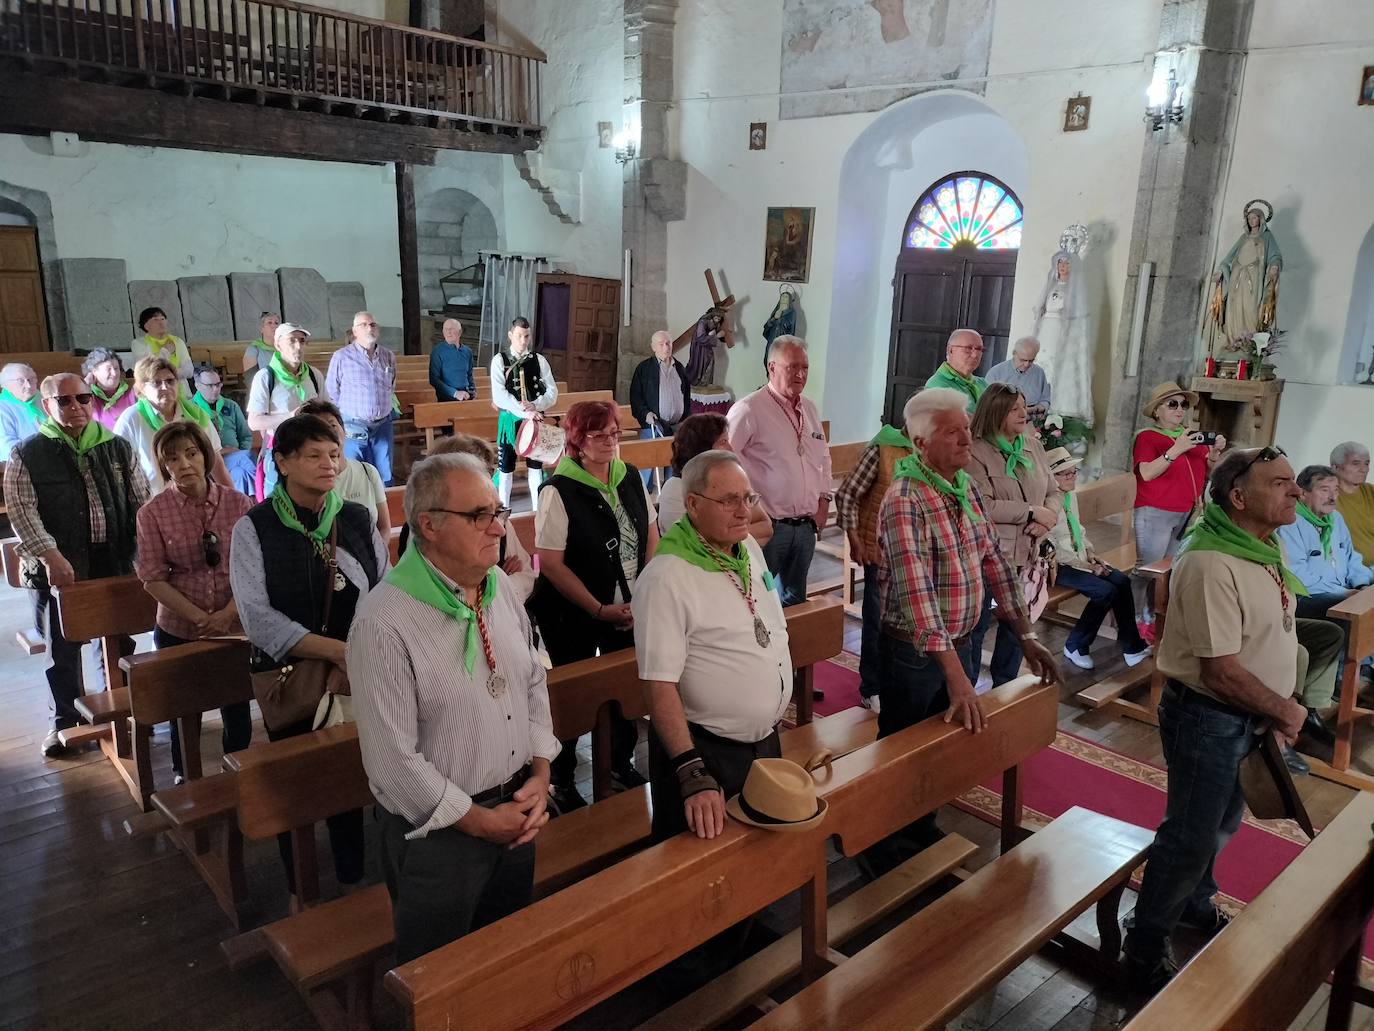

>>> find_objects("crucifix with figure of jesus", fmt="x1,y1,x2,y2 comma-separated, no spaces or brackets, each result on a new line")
673,269,735,389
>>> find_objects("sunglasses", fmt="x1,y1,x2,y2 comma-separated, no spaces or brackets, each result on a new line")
1223,446,1287,496
48,393,94,409
202,530,221,568
1164,398,1190,410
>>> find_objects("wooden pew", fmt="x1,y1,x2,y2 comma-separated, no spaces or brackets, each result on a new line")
385,677,1065,1030
1,350,83,381
53,575,159,809
1,537,43,654
1042,471,1138,620
1321,584,1374,790
414,388,605,451
120,640,256,927
1125,790,1374,1031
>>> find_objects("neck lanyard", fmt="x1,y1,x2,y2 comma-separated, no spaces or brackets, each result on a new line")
767,387,806,454
702,537,772,649
472,595,507,698
1261,564,1293,632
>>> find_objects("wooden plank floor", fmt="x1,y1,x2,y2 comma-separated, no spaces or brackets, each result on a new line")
1,543,1370,1030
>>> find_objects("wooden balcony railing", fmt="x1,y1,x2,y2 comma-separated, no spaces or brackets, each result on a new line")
0,0,543,129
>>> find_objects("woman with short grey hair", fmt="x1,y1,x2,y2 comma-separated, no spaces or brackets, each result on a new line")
82,348,135,430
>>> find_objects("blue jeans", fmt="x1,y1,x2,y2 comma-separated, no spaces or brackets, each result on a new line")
859,563,881,699
637,424,673,489
762,519,817,607
1125,685,1252,963
1055,565,1148,655
222,449,258,496
968,587,1023,686
343,412,395,485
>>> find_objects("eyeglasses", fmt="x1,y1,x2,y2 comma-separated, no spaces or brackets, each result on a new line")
1224,446,1287,496
692,491,760,510
427,506,512,531
202,530,221,568
1164,399,1190,411
47,393,94,409
582,430,619,443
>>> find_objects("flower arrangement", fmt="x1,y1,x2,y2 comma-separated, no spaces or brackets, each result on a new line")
1036,411,1095,454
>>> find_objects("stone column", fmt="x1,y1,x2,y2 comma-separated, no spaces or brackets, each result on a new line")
619,0,686,400
1101,0,1256,471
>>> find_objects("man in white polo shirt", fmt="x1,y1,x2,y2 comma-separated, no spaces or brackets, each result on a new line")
633,450,792,842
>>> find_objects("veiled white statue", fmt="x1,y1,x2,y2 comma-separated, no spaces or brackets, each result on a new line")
1032,224,1094,425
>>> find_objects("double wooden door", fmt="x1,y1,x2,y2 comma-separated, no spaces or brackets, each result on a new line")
0,226,49,353
882,247,1017,427
535,273,620,392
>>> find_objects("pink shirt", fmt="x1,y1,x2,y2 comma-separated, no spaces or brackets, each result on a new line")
726,385,832,519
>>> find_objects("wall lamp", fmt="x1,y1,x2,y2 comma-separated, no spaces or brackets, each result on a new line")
1145,67,1186,131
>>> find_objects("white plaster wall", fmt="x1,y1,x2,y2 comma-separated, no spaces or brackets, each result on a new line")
0,133,403,326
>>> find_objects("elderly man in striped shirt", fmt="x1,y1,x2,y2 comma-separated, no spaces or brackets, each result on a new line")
861,388,1059,878
349,452,559,964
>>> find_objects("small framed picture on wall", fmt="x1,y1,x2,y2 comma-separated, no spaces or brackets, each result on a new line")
1064,96,1091,132
1360,66,1374,106
749,122,767,150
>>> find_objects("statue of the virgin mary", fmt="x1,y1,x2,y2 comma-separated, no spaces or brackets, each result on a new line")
1209,198,1283,347
1032,224,1094,425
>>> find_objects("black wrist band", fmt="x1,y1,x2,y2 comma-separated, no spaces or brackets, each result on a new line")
670,747,702,770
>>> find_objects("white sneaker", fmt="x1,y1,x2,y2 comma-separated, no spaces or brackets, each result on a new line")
1063,645,1094,671
1123,645,1153,667
868,695,880,714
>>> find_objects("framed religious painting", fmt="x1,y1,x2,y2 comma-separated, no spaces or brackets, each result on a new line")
1360,66,1374,106
1064,95,1091,131
763,206,814,283
749,122,767,150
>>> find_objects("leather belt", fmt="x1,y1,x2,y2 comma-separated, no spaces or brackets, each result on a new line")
880,625,972,651
471,763,533,807
1164,678,1256,721
773,516,817,528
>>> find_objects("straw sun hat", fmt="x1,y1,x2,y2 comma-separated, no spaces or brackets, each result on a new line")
726,753,831,832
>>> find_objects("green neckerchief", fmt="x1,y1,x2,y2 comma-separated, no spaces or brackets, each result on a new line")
553,456,627,509
933,362,986,402
869,424,915,451
145,335,181,368
656,515,752,580
135,396,210,432
1179,502,1308,597
995,434,1034,477
384,545,498,675
892,452,982,522
269,483,343,558
91,381,129,406
269,352,313,403
0,389,43,421
191,391,224,420
37,418,114,459
1064,493,1084,553
1297,502,1334,559
1137,425,1188,440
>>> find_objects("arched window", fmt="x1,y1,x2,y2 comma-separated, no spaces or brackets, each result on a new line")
903,173,1022,251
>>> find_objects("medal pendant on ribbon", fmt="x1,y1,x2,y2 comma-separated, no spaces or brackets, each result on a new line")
1283,612,1293,633
333,571,347,592
754,615,771,649
487,671,507,698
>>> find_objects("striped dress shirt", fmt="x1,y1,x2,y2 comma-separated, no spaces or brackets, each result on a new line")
348,556,560,840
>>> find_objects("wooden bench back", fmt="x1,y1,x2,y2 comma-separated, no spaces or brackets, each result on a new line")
413,390,613,431
510,511,535,556
54,575,158,642
617,436,674,473
2,538,22,590
829,441,868,479
231,724,370,839
4,351,83,381
122,640,253,725
1075,471,1136,548
1125,790,1374,1030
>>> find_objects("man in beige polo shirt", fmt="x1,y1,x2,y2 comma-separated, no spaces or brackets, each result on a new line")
1123,446,1341,996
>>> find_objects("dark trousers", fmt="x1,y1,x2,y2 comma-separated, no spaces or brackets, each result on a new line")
497,440,543,475
152,627,253,777
266,715,365,894
379,807,535,965
858,563,881,699
41,547,134,731
1054,565,1148,655
1125,684,1252,964
543,622,638,787
647,724,781,842
968,587,1023,687
763,519,817,607
861,633,979,874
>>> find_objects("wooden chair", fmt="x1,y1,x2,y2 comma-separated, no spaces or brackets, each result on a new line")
53,575,159,809
1125,790,1374,1030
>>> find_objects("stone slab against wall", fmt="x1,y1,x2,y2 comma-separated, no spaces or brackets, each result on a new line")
278,267,330,339
53,258,133,350
327,281,367,340
176,276,235,342
229,272,281,340
127,280,185,339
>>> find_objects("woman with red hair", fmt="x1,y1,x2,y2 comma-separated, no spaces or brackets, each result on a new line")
531,400,658,811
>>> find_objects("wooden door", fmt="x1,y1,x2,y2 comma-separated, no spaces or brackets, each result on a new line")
882,247,1017,426
566,277,619,393
0,227,49,353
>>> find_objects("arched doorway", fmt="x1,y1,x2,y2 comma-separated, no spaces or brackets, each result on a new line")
882,172,1022,425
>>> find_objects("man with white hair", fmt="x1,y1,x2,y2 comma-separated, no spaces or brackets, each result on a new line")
633,450,792,842
350,452,558,964
1331,441,1374,571
630,329,691,486
985,336,1052,415
924,329,989,412
0,362,42,454
861,387,1059,875
727,336,832,606
429,318,476,402
326,311,398,485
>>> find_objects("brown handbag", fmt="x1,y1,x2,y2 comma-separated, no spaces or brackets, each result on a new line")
250,524,339,733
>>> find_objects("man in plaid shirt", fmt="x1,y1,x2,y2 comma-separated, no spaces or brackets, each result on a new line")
861,388,1059,876
326,311,398,485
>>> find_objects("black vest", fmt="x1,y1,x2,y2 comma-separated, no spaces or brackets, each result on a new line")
533,464,649,611
17,433,140,589
245,499,380,669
